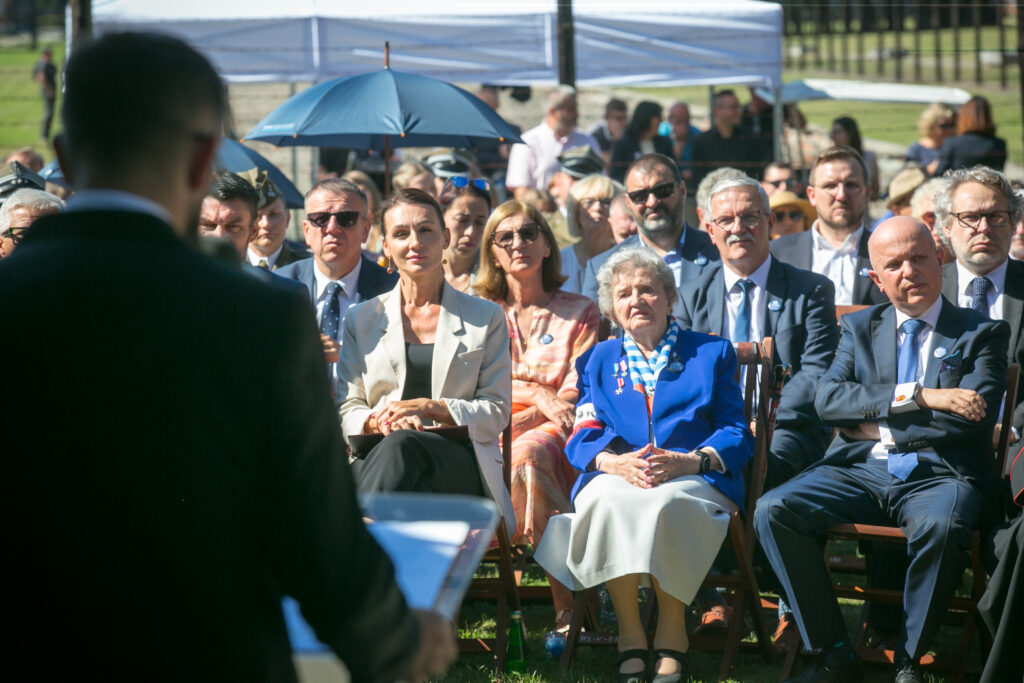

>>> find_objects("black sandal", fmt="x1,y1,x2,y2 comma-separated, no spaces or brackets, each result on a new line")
616,648,649,683
651,648,689,683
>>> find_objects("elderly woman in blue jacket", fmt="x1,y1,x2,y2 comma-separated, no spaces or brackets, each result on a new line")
536,246,752,683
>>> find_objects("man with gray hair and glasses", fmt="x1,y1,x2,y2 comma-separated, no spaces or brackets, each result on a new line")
936,165,1024,453
506,84,600,200
0,187,63,257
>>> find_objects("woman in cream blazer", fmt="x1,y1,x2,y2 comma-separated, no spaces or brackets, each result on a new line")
337,188,515,531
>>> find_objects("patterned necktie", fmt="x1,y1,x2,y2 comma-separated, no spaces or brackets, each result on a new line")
732,279,755,343
257,259,269,270
970,276,992,317
889,318,926,480
319,281,342,341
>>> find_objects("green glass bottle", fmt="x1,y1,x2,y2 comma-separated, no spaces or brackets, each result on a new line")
504,610,528,673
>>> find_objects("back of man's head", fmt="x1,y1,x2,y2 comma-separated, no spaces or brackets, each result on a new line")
61,32,227,188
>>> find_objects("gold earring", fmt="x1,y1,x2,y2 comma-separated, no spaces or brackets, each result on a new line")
386,257,394,274
442,257,448,265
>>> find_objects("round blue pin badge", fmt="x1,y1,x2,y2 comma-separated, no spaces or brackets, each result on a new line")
540,333,554,345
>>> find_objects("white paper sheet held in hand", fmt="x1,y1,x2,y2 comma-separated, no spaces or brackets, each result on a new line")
367,520,470,613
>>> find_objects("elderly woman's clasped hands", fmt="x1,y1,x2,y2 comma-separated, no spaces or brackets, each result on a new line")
596,445,704,488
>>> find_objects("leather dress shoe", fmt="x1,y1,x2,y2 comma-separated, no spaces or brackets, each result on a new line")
894,661,926,683
783,650,863,683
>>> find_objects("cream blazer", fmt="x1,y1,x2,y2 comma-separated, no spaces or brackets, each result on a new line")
338,281,515,532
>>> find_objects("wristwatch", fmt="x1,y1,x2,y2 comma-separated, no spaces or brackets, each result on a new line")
695,448,712,474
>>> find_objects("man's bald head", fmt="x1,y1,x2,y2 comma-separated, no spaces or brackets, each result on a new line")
868,216,943,317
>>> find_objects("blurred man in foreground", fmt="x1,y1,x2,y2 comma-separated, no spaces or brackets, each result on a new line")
0,31,454,683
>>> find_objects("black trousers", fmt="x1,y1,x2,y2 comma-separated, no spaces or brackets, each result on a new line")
350,430,486,497
41,96,55,139
755,459,989,661
979,514,1024,683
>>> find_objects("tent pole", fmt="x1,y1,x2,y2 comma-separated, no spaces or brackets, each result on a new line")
772,86,783,163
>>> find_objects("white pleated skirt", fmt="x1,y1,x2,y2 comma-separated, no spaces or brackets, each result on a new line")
534,473,736,605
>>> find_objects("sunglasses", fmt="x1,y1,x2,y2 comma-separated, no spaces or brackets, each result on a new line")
626,181,675,205
449,176,491,191
773,210,803,222
306,211,361,229
492,223,541,248
939,121,956,130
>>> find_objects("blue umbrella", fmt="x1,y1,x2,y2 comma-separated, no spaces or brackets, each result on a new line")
215,139,304,209
244,69,523,150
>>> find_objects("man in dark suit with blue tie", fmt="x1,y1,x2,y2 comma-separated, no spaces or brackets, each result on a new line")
679,176,839,491
581,153,718,316
770,146,888,308
277,178,397,394
756,217,1009,683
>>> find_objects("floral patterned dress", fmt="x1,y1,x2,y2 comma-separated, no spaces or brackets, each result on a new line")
502,290,600,548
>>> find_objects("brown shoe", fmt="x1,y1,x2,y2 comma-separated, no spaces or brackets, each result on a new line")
773,613,801,653
694,603,732,633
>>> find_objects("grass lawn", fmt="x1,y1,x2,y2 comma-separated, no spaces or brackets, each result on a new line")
442,561,969,682
0,41,64,163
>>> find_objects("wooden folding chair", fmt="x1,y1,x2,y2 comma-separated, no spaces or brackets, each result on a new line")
458,421,523,672
781,363,1022,682
560,340,782,680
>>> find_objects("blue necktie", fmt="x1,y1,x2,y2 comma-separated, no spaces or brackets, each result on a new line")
970,276,991,317
320,281,342,341
889,318,926,480
732,279,755,343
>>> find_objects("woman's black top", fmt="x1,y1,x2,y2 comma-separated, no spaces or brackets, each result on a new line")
934,132,1007,175
400,343,434,400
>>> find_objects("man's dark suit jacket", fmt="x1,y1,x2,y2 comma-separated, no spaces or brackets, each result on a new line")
942,259,1024,505
274,239,312,269
581,226,719,310
0,211,417,682
276,254,398,314
770,227,889,306
676,258,839,430
813,299,1009,499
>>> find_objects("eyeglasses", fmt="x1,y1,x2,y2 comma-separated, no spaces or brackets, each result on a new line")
773,210,803,222
1,227,26,246
711,211,764,229
951,211,1011,230
492,223,541,248
580,197,612,209
626,182,675,205
938,121,956,130
449,176,490,191
306,211,362,229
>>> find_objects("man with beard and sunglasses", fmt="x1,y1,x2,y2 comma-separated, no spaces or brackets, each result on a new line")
277,178,397,396
581,153,718,317
771,146,889,307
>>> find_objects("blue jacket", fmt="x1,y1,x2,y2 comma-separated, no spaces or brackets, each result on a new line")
275,254,397,308
566,330,753,510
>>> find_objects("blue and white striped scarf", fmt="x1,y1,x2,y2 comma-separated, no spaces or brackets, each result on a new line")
622,319,681,396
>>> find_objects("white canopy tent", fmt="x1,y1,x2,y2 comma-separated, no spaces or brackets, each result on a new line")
754,79,972,106
87,0,783,89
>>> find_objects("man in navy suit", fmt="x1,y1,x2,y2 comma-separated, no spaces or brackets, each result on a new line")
677,176,838,638
582,153,718,317
680,176,838,490
277,178,397,394
770,146,888,307
756,217,1009,683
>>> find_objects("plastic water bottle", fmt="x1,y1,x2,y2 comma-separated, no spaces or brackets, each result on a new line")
543,629,566,658
504,610,528,673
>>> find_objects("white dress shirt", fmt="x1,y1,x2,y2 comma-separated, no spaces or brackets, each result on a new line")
810,223,864,306
722,255,772,341
505,122,600,191
872,296,944,462
247,243,284,268
955,259,1007,321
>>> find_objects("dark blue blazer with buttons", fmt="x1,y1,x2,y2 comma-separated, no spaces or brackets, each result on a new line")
813,298,1008,490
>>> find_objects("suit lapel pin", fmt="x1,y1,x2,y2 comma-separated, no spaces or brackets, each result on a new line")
540,333,553,344
694,254,709,266
768,299,782,312
669,361,684,373
933,346,948,358
859,267,871,278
